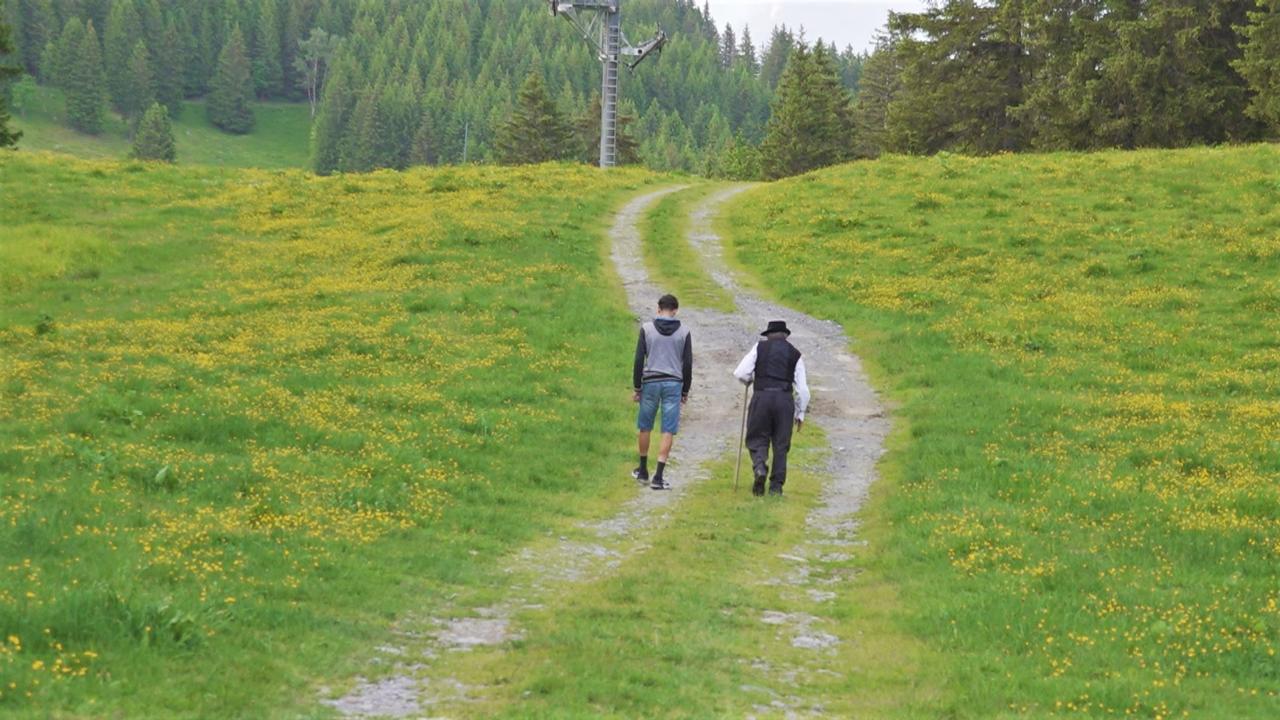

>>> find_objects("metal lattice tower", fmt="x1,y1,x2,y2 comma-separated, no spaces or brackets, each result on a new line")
550,1,666,168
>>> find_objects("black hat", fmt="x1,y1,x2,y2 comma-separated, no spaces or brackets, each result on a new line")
760,320,791,336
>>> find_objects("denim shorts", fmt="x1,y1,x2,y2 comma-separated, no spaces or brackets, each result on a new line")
637,380,683,434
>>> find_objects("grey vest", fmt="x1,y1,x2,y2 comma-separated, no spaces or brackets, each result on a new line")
641,321,689,383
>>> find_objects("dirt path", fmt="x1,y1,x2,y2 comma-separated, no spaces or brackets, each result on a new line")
321,185,888,718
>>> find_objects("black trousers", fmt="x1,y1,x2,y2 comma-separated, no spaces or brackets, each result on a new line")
745,389,795,486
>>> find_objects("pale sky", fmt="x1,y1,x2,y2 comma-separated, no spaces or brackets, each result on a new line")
704,0,928,54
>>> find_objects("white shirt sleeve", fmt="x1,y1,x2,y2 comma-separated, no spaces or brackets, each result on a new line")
733,344,757,385
794,357,810,421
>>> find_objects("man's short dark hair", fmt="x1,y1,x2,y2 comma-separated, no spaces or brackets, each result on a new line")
658,294,679,310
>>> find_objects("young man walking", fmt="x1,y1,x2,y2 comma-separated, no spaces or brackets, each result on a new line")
632,294,693,490
733,320,811,496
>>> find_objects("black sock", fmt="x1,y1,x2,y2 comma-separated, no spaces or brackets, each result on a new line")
654,461,666,480
638,455,648,473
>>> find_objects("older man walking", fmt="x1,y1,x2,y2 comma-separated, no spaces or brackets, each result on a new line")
733,320,810,496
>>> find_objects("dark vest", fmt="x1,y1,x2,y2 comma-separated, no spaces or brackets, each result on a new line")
753,338,801,392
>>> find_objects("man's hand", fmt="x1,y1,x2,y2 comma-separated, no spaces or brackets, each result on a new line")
795,417,804,432
681,394,689,405
632,390,641,403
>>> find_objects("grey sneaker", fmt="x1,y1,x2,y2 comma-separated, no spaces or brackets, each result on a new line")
632,467,649,484
650,477,671,490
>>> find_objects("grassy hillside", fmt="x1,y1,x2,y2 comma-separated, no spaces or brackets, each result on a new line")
0,152,656,716
10,85,311,168
725,146,1280,718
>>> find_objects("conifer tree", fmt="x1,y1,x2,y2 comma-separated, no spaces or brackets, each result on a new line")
207,25,254,134
65,20,105,134
252,0,283,98
121,40,155,126
713,133,762,180
1236,0,1280,131
131,101,175,161
347,86,382,172
760,43,855,178
47,18,84,91
38,38,56,83
310,60,354,174
0,2,17,62
494,72,572,164
0,16,21,148
281,0,305,100
139,0,164,50
851,40,902,158
12,0,54,76
409,112,434,166
720,23,737,68
739,26,758,74
103,0,143,112
154,20,184,118
885,2,1027,154
759,26,795,89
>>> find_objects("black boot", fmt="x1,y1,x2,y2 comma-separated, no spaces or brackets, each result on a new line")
752,475,766,496
768,480,784,496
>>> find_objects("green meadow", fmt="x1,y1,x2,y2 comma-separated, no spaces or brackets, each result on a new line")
3,140,1279,718
0,152,656,716
725,146,1280,718
10,85,311,168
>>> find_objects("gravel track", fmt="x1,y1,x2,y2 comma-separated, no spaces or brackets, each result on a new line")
322,185,888,718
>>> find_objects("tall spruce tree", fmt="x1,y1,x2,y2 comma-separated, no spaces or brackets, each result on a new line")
346,85,383,172
494,72,572,165
759,26,795,89
851,39,902,158
252,0,283,98
759,43,855,179
720,23,737,68
1236,0,1280,132
65,20,105,134
120,40,155,126
281,0,305,100
131,101,175,161
207,25,254,134
12,0,55,77
1,15,21,148
739,26,759,74
49,18,86,91
103,0,143,112
154,20,184,117
1046,1,1257,149
885,2,1028,154
408,111,434,166
310,59,354,174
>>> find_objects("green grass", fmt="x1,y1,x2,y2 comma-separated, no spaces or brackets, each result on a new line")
406,430,938,718
10,84,311,168
724,146,1280,718
639,183,737,312
0,153,661,716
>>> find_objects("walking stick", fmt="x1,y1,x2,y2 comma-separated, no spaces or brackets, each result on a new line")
734,384,749,492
